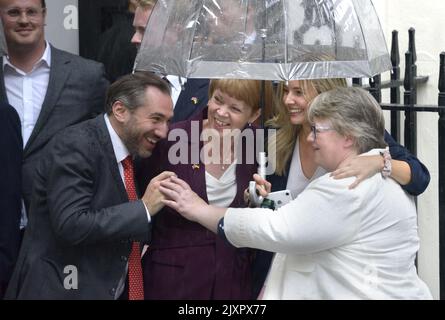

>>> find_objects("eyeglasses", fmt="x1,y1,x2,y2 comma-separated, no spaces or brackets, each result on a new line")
310,124,334,140
2,7,45,21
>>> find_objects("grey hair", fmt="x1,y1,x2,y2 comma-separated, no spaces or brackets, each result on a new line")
105,71,170,115
307,87,387,154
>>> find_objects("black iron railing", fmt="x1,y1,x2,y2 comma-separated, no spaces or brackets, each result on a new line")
354,28,445,300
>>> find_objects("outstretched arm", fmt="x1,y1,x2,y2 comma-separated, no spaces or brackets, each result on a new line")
331,154,411,189
384,131,430,195
331,131,430,195
161,174,271,232
160,176,226,233
161,176,362,255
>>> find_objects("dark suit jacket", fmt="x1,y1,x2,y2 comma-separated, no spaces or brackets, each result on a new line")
0,103,22,298
5,115,151,300
0,45,109,212
172,78,209,123
137,109,256,299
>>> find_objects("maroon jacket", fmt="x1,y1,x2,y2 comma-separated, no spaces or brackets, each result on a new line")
136,109,258,299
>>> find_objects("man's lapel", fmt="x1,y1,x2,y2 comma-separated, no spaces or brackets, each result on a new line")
96,115,129,202
0,58,8,103
24,46,71,156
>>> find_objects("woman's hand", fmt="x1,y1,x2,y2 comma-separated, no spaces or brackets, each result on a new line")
253,174,272,196
159,176,208,222
141,171,177,216
244,174,272,206
331,155,383,189
160,176,228,233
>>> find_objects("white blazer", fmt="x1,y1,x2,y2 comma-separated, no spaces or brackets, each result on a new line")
224,150,432,300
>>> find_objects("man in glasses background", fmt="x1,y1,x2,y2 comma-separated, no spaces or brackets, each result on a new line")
0,0,109,273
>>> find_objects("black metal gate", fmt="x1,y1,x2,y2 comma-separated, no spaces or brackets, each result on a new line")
354,28,445,300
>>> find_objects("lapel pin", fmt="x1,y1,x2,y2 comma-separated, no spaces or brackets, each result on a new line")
192,164,200,170
191,97,199,105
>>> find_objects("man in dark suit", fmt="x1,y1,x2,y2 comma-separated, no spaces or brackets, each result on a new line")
131,0,209,122
0,102,22,299
0,0,109,218
5,72,175,300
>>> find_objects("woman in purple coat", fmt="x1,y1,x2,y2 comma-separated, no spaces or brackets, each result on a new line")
136,79,267,299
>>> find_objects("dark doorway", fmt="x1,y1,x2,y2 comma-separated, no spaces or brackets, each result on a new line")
79,0,129,59
79,0,136,82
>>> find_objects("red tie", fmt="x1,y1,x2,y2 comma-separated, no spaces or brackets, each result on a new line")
121,156,144,300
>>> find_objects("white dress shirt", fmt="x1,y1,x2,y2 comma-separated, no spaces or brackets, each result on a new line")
105,114,151,298
166,75,186,108
104,114,151,223
3,41,51,228
224,149,432,300
3,41,51,147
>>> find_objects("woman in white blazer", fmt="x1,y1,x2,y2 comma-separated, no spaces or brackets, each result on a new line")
159,87,432,300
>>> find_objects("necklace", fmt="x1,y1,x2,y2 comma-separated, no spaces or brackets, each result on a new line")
203,134,234,171
220,151,233,171
221,156,230,170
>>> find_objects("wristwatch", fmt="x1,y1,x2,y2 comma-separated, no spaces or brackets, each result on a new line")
380,149,392,178
217,217,229,244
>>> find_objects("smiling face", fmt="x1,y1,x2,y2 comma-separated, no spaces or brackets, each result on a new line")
282,80,318,126
307,118,353,172
207,88,260,135
116,86,173,158
0,0,46,52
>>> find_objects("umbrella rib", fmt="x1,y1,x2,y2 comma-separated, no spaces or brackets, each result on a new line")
313,0,337,58
187,0,208,65
241,0,250,58
282,0,289,65
350,0,370,63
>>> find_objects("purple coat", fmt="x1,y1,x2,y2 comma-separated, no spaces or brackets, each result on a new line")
136,109,258,299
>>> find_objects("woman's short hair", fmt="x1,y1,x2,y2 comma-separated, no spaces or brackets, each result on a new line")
208,79,263,111
308,87,387,154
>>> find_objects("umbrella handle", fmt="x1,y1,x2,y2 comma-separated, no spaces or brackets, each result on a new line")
248,152,267,207
248,181,264,208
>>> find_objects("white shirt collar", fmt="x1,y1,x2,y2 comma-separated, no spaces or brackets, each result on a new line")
166,75,187,91
104,114,130,164
3,40,52,73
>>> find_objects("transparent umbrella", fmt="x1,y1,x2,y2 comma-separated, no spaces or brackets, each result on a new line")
134,0,391,80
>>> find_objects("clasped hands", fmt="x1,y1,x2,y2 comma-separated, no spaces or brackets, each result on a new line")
151,155,379,217
141,171,176,216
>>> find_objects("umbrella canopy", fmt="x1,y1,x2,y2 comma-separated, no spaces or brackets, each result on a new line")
134,0,391,80
0,19,7,57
